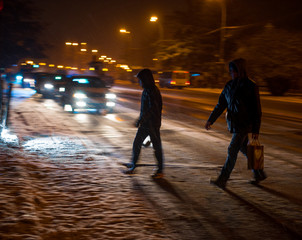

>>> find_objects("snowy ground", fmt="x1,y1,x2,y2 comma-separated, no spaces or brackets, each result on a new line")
0,89,302,239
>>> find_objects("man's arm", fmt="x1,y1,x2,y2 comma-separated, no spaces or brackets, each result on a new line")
205,90,227,130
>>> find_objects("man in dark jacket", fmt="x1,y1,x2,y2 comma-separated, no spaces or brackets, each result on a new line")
205,58,267,189
124,69,164,178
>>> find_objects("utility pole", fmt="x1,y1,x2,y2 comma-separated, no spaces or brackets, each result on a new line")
219,0,226,64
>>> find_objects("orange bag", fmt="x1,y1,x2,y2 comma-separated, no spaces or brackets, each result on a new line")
247,139,264,170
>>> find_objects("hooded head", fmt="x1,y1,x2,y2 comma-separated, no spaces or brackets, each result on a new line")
136,69,155,89
229,58,247,80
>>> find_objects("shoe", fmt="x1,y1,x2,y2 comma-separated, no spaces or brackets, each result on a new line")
123,168,135,174
123,163,134,169
210,177,227,189
151,172,164,179
253,170,267,183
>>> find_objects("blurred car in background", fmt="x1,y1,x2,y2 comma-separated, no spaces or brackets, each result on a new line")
34,72,67,98
61,75,116,114
158,70,190,89
22,73,36,88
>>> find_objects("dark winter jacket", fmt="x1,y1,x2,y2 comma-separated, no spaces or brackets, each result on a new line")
207,59,262,133
137,69,162,128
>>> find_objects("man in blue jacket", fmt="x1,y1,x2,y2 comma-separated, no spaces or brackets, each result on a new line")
124,69,164,178
205,58,267,189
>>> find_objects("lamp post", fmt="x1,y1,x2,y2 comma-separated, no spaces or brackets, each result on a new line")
65,42,79,68
219,0,226,64
119,28,132,64
150,16,164,70
150,16,164,42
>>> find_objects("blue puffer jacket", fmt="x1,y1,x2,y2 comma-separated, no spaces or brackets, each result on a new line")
207,59,262,133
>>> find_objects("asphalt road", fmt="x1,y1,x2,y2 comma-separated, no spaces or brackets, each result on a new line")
4,85,302,239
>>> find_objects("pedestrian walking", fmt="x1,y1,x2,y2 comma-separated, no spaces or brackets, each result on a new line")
124,69,164,178
204,58,267,189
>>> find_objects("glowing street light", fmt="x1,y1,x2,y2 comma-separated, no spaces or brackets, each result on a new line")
120,28,130,34
150,16,158,22
149,16,164,40
149,15,164,70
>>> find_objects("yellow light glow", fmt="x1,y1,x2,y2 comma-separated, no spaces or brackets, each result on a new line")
26,60,34,64
106,57,112,60
99,57,104,60
71,67,78,70
120,29,130,34
110,60,116,63
57,65,64,68
21,63,27,65
65,66,71,69
150,16,158,22
72,43,79,46
49,64,55,67
81,49,87,52
89,67,95,71
153,58,158,61
102,68,109,71
92,49,98,53
104,60,109,62
81,42,87,45
39,62,46,65
101,55,107,58
127,69,132,72
65,42,72,45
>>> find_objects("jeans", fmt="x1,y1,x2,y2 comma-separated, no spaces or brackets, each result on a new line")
220,132,249,180
131,126,164,173
219,132,264,181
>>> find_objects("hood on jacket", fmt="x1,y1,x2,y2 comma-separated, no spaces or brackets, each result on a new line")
136,69,155,89
229,58,247,79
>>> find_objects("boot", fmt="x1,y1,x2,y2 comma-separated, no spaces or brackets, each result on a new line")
210,175,227,189
253,169,267,183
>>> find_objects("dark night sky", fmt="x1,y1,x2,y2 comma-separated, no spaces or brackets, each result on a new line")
33,0,188,63
32,0,302,64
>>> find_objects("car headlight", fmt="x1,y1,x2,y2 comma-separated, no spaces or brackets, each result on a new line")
106,102,115,107
76,101,86,107
44,83,54,89
105,93,116,99
73,92,87,99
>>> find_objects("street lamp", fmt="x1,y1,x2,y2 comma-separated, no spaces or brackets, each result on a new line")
119,28,132,64
150,16,164,70
120,28,130,34
219,0,226,63
65,42,79,67
149,16,164,41
150,16,158,22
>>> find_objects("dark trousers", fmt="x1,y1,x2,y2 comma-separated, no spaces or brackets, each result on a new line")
220,132,264,181
132,126,164,173
221,132,249,180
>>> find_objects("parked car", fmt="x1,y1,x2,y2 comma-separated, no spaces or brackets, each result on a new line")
34,72,67,98
61,75,116,114
158,70,190,89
